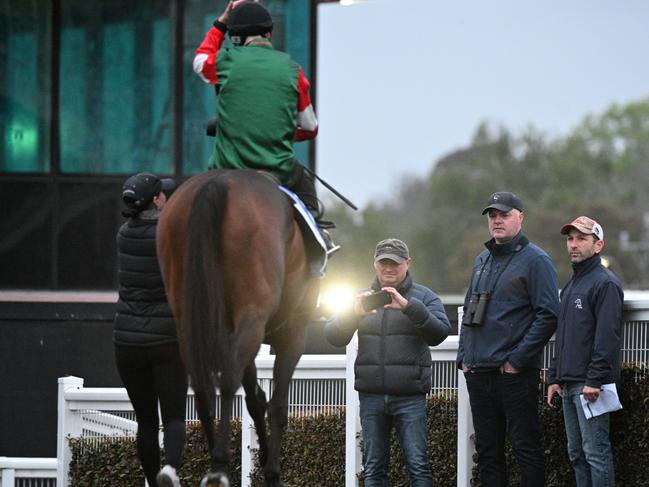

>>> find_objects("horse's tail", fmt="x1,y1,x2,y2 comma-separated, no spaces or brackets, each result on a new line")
182,174,231,395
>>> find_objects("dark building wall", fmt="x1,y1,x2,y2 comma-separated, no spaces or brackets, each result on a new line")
0,178,126,289
0,300,121,457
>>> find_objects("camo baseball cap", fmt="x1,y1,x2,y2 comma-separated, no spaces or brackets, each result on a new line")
560,216,604,240
374,238,410,264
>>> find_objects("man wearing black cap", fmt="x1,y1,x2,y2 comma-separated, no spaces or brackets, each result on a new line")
325,238,451,486
457,192,559,487
547,216,623,487
114,173,187,487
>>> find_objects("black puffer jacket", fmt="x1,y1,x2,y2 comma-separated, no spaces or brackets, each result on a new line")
113,210,177,346
325,273,451,395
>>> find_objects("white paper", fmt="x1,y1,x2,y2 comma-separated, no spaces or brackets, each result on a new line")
579,383,623,420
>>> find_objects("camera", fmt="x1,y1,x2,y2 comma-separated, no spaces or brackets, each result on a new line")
360,291,392,312
461,292,490,327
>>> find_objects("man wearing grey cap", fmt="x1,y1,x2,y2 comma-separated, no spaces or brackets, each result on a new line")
458,192,559,487
547,216,623,487
325,238,451,486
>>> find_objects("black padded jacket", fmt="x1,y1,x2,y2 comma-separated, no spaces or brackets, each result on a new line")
325,273,451,395
113,210,177,346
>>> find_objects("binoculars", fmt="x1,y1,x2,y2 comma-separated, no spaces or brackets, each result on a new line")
461,292,490,327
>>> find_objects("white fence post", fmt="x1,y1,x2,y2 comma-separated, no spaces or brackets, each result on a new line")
57,376,84,487
241,391,255,487
345,333,361,487
1,465,15,487
456,306,474,487
457,368,474,486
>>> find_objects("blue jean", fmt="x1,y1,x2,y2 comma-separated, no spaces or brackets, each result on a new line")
562,382,615,487
464,369,544,487
359,393,434,487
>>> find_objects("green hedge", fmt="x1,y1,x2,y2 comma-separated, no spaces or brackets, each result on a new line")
68,365,649,487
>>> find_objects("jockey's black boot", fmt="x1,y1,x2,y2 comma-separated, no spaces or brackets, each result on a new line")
289,164,340,254
308,214,340,255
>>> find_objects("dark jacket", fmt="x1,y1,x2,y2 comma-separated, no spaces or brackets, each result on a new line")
113,210,177,346
457,232,559,371
325,272,451,395
548,254,624,388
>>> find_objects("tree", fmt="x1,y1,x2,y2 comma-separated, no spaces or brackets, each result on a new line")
323,98,649,294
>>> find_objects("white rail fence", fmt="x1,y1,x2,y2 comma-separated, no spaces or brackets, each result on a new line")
0,458,56,487
2,301,648,487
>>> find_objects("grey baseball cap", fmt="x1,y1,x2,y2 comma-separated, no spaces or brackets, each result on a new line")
374,238,410,264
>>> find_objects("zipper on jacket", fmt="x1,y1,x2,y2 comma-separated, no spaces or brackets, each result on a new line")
557,276,578,378
380,308,389,390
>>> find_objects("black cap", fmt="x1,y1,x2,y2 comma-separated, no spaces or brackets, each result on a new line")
122,173,175,209
482,191,523,215
228,2,273,37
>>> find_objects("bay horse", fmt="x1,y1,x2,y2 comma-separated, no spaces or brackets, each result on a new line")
156,169,320,487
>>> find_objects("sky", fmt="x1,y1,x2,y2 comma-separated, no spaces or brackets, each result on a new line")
314,0,649,209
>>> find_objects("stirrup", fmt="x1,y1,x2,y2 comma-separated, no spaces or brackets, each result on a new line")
327,243,341,256
320,229,341,255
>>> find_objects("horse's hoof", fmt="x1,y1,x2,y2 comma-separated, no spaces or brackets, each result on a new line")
200,472,230,487
263,475,285,487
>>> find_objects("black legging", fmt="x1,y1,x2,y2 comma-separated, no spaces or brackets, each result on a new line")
115,343,188,487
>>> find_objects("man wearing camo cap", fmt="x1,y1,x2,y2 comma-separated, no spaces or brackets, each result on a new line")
547,216,624,487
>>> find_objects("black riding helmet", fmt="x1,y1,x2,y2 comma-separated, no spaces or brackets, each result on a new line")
228,2,273,45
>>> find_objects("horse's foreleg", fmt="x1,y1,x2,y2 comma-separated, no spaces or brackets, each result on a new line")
264,328,307,487
242,363,269,467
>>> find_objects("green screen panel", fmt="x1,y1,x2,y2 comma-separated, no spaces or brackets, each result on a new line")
59,1,173,175
0,1,51,173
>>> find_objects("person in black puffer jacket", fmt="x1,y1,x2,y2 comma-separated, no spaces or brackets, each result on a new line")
325,238,451,487
114,172,186,487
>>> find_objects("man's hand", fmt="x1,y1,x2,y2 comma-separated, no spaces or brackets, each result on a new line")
460,362,470,373
381,287,408,310
500,361,519,374
582,385,600,402
547,384,563,407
